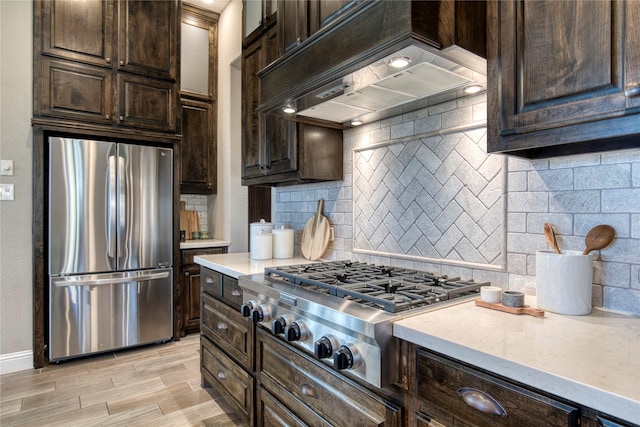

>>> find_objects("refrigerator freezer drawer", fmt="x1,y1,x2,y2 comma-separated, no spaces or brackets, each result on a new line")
49,269,173,360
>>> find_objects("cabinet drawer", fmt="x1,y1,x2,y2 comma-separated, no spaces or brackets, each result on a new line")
201,293,254,370
200,336,253,422
221,275,243,309
416,350,579,427
257,329,399,426
256,385,325,427
200,267,222,298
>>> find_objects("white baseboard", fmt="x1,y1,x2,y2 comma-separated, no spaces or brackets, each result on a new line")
0,350,33,374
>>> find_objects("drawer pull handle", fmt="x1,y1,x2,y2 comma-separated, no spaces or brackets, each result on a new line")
217,370,227,380
300,383,317,398
205,276,214,284
231,288,242,297
457,387,507,417
625,83,640,98
216,322,228,330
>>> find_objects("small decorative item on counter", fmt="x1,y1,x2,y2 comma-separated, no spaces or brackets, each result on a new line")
501,291,524,308
200,231,210,239
180,230,185,242
536,250,593,315
250,219,274,260
191,231,200,240
272,226,294,259
480,286,502,303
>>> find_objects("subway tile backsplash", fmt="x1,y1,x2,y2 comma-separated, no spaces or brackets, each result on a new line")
274,93,640,315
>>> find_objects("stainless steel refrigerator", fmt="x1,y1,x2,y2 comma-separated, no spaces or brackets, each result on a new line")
48,137,173,360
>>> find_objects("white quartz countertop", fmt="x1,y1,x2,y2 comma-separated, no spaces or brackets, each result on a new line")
180,239,230,250
394,297,640,424
193,252,314,279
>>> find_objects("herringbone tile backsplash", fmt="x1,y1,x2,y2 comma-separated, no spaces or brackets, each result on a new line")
353,129,506,268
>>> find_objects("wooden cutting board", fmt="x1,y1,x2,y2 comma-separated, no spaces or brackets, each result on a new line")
301,199,330,260
475,299,545,317
180,202,200,239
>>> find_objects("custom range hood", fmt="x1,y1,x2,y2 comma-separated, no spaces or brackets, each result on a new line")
258,0,487,128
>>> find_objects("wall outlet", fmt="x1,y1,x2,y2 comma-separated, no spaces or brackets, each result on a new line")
0,183,14,201
329,226,335,241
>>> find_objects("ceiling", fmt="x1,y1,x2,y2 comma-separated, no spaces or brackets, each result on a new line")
184,0,232,14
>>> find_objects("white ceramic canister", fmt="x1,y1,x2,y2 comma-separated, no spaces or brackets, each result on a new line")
536,250,593,315
272,226,294,259
250,219,274,260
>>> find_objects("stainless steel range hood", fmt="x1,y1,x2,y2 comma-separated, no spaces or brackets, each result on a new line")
257,0,487,127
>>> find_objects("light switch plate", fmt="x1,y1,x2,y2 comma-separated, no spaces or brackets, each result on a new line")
1,160,14,176
0,183,14,200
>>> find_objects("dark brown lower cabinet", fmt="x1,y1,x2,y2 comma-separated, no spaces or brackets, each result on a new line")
200,266,255,425
256,329,402,427
179,247,227,336
405,345,636,427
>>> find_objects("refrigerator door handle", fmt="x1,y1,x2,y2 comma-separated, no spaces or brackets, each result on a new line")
53,271,171,287
107,155,117,262
117,154,127,262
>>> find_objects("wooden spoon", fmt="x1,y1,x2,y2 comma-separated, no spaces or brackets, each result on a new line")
543,223,561,254
582,224,615,255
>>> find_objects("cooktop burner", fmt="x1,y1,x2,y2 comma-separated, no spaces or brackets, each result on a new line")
265,260,488,313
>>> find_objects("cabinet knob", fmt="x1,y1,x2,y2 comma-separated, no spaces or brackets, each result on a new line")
184,271,190,277
231,288,242,297
205,276,214,284
105,114,110,120
216,322,227,331
105,57,111,64
457,387,507,417
625,83,640,98
216,370,227,380
119,115,124,121
120,60,124,66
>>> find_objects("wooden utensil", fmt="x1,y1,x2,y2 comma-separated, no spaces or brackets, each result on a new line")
301,199,331,260
582,224,615,255
475,299,545,317
543,223,561,254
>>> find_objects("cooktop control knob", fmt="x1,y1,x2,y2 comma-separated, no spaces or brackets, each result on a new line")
272,316,288,334
333,345,362,370
251,304,271,323
284,321,309,342
240,300,257,317
314,335,338,359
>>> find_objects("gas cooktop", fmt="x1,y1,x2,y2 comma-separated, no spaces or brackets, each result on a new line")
264,260,488,313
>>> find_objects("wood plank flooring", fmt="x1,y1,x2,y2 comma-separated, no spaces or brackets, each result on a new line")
0,334,247,426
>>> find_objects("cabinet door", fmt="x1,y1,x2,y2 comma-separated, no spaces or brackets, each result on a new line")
181,5,218,100
117,73,177,131
118,0,178,81
183,265,201,329
40,59,113,125
242,38,266,179
308,0,358,35
279,0,308,53
40,0,114,68
488,0,640,155
180,99,216,193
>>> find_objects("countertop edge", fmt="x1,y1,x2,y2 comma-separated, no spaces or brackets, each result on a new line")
180,239,231,250
393,319,640,424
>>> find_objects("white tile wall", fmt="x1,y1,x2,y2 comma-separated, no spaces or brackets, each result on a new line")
273,93,640,315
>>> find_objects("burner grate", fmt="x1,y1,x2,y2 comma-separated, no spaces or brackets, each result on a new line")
264,261,489,313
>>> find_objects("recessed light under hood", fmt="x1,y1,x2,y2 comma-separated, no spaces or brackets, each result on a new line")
257,0,487,127
296,45,477,124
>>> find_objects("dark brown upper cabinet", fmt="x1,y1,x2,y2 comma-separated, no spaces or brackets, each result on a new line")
34,0,180,133
180,4,219,194
241,25,342,186
243,0,278,47
488,0,640,157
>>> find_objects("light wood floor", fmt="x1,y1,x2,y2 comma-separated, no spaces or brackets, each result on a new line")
0,334,247,426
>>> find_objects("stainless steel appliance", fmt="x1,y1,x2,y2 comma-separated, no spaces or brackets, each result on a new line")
48,137,173,361
239,260,488,388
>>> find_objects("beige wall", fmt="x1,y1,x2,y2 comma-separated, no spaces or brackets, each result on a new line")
0,1,34,358
214,0,248,253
